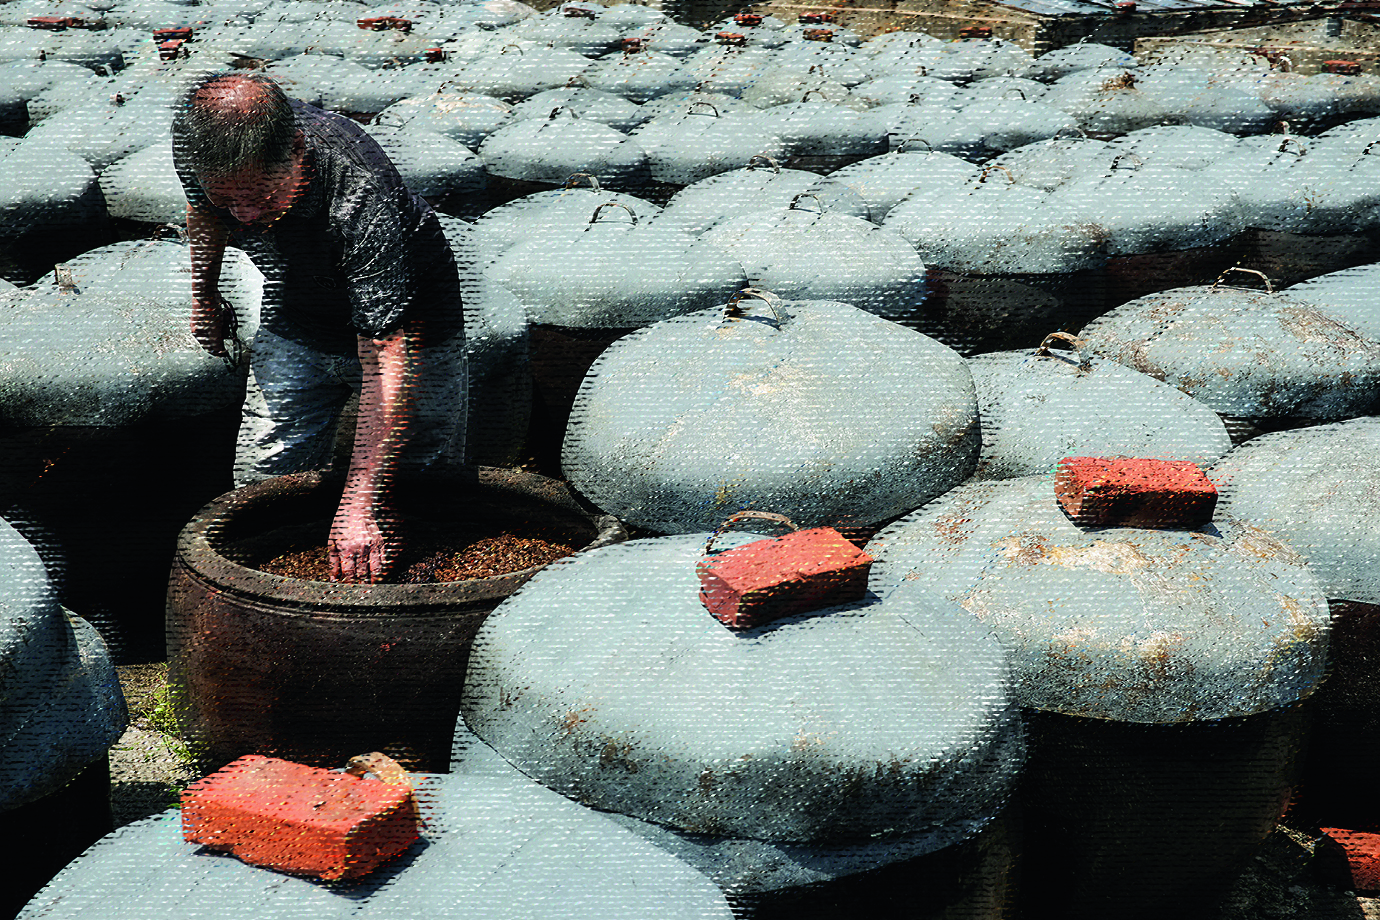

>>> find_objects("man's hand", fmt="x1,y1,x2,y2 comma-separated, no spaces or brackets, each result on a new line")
331,326,414,584
186,203,230,357
328,496,399,584
191,296,230,358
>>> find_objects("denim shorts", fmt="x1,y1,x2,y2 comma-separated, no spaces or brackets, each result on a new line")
233,325,467,488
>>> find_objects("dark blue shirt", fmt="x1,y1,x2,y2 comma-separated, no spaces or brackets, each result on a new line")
174,99,462,353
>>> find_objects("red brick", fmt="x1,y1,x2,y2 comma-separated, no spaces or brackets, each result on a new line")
1054,457,1217,529
1322,828,1380,892
182,754,419,880
698,527,872,628
356,16,410,31
1324,60,1363,75
27,16,76,29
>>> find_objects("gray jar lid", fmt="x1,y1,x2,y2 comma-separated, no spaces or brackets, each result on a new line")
1211,416,1380,605
967,336,1231,480
562,295,980,534
0,285,245,426
1079,281,1380,422
1,610,127,810
0,516,63,722
21,771,734,920
462,532,1022,844
0,518,126,808
867,473,1329,722
453,715,997,897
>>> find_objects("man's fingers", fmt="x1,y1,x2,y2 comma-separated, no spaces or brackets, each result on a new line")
328,542,388,583
370,542,387,585
190,308,229,357
190,302,230,358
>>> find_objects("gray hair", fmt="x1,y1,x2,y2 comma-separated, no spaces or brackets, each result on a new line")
173,71,296,179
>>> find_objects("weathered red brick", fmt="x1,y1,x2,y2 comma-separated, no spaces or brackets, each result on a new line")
27,16,77,29
1324,60,1363,75
1321,828,1380,892
1055,457,1217,529
356,16,410,31
182,754,419,880
698,527,872,628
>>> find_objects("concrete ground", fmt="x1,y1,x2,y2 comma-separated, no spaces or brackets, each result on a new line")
109,663,199,827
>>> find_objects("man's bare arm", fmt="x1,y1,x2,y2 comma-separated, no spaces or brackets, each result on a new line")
186,203,230,357
329,324,413,583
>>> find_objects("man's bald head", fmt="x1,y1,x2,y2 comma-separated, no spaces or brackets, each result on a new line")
175,71,298,181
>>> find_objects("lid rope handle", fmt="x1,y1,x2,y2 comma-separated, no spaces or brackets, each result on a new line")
371,108,406,130
895,135,932,154
723,288,791,326
704,511,799,555
1213,267,1273,294
1034,331,1091,372
587,201,637,226
564,172,601,191
978,164,1015,184
687,101,720,117
1109,151,1143,171
747,154,780,172
1276,136,1307,157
